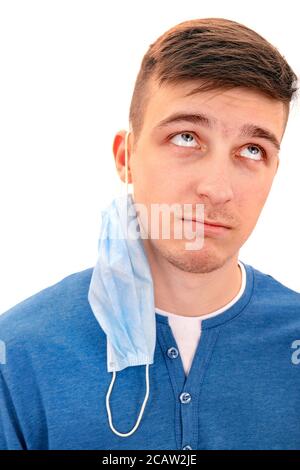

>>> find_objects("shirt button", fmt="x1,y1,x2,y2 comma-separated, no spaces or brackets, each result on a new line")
182,445,192,450
167,347,179,359
179,392,192,404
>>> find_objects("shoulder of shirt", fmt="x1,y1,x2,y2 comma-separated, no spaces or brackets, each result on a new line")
0,267,97,345
250,263,300,307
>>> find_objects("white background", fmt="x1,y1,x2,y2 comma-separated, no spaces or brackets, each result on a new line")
0,0,299,313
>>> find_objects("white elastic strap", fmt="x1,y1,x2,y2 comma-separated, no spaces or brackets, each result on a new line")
106,363,150,437
123,129,130,240
125,130,130,193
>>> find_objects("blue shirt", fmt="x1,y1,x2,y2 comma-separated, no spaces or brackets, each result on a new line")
0,262,300,450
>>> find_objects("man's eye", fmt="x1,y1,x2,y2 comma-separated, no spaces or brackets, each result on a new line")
239,145,265,161
170,132,198,147
169,134,266,161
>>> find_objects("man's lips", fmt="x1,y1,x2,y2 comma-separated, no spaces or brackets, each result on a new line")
182,217,231,229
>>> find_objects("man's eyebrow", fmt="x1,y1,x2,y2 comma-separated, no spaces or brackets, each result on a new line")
154,112,281,151
155,112,216,129
240,124,281,151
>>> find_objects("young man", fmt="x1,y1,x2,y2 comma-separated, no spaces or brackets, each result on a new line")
0,18,299,450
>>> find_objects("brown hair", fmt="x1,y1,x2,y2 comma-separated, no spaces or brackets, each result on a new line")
129,18,298,146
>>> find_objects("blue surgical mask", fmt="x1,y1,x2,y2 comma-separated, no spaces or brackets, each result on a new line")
88,131,156,437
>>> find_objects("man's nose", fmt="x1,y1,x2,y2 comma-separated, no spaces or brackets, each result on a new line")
194,152,234,205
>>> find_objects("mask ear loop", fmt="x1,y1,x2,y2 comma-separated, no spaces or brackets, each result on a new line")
124,130,130,195
105,128,151,437
106,364,150,437
123,129,130,240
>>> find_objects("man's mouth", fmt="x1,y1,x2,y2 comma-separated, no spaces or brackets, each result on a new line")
181,217,231,236
182,217,231,229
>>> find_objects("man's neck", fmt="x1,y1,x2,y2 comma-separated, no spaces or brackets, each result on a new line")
143,241,242,318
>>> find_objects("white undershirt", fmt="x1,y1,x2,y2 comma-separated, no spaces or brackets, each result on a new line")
155,260,246,376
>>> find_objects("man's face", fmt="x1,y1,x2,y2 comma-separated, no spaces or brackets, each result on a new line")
114,79,287,274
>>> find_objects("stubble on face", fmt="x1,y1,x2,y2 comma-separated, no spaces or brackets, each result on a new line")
129,80,286,276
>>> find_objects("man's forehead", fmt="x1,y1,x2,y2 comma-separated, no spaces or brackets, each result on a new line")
145,78,287,138
149,77,282,110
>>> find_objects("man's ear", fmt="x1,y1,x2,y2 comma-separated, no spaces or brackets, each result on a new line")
112,130,132,184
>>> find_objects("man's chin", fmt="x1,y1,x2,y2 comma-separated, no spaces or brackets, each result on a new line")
152,239,226,274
